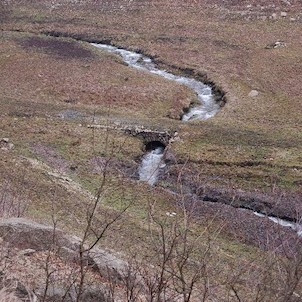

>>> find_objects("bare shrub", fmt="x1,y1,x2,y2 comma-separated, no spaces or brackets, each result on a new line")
0,288,20,302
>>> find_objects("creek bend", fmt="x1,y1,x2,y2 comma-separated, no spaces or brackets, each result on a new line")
91,42,221,186
89,40,302,240
91,43,221,121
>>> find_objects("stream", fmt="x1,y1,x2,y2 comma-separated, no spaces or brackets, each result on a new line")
254,212,302,237
138,146,166,186
91,42,220,186
80,40,302,239
91,43,220,121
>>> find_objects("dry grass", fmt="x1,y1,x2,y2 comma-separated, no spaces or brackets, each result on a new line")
1,0,301,191
0,1,302,299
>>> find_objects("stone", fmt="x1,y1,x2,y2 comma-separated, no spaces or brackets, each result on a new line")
273,41,287,48
271,13,278,20
280,11,287,17
164,150,177,163
88,249,128,283
0,218,128,283
0,138,14,151
19,248,36,256
248,90,259,97
265,41,286,49
0,218,79,253
0,280,38,302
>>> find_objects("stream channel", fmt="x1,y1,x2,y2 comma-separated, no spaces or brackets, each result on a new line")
91,42,220,186
91,42,302,237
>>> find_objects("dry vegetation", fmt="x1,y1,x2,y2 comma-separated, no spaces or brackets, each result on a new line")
0,0,302,301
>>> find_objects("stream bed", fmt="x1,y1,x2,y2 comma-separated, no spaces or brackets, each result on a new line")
90,41,302,239
91,43,220,121
91,42,221,185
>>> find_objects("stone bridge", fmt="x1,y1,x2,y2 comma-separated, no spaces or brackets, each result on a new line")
124,127,175,146
87,124,177,146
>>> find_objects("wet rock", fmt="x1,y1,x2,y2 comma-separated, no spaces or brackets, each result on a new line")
248,90,259,97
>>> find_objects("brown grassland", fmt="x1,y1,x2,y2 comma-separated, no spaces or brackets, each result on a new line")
0,0,302,300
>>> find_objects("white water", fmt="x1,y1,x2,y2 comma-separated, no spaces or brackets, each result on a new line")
138,147,165,186
91,43,220,121
253,212,302,236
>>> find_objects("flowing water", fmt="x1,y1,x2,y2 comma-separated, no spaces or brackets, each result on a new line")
90,42,302,235
138,147,165,186
91,43,220,121
91,42,221,185
254,212,302,236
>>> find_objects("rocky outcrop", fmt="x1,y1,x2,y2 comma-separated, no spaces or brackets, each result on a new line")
0,218,128,282
0,218,79,257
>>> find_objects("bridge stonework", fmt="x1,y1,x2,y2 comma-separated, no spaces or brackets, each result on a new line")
125,127,174,146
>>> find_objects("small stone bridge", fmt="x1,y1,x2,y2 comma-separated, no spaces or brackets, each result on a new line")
87,124,177,146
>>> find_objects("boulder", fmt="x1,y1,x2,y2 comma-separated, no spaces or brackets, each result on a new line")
0,218,128,283
88,249,128,283
248,90,259,97
0,218,79,257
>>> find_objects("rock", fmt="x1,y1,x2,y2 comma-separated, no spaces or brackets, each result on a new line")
248,90,259,97
0,138,14,151
273,41,287,48
0,218,128,284
19,248,36,256
265,41,286,49
290,17,296,21
280,11,287,17
81,286,112,302
34,283,111,302
164,150,177,163
88,249,128,283
0,218,79,254
271,13,278,20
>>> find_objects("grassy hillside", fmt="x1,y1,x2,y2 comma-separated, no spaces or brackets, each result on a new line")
0,1,302,300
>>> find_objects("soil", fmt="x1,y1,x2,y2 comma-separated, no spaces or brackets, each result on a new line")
19,36,95,59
